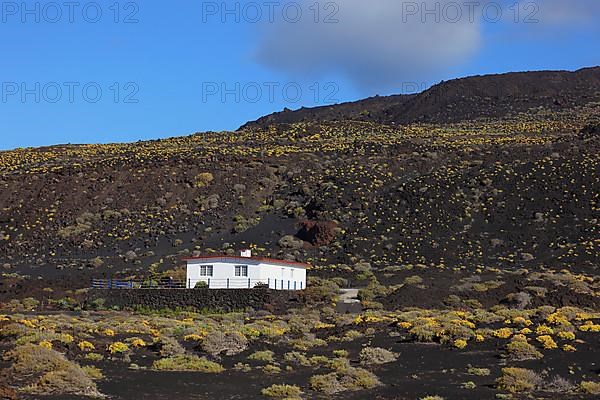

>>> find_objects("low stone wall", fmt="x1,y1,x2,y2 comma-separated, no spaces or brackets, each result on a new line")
86,288,304,313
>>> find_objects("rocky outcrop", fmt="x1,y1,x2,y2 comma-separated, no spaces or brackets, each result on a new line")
297,220,337,246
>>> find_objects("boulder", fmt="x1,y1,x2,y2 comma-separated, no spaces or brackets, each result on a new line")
296,220,338,246
124,250,138,262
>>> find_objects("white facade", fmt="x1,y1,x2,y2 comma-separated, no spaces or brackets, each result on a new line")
185,255,307,290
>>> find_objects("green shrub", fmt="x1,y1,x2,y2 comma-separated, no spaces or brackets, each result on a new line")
152,355,224,373
82,365,104,380
25,369,101,397
158,336,185,357
233,362,252,372
580,381,600,395
7,344,71,374
496,368,542,393
7,345,101,397
194,281,209,289
308,355,330,367
310,372,345,394
202,330,248,356
333,349,349,358
467,367,491,376
261,384,303,399
248,350,275,363
284,351,310,366
310,367,380,394
195,172,214,187
506,338,543,361
85,353,104,362
262,364,282,374
359,347,398,365
404,275,424,285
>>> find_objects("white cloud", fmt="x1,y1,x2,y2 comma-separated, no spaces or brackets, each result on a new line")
254,0,482,92
525,0,600,25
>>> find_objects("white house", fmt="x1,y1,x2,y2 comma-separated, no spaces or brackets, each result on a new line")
184,250,308,290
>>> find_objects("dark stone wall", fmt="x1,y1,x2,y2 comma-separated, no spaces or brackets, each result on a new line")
86,289,304,313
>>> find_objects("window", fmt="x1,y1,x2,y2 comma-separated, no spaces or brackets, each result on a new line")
235,265,248,277
200,265,213,277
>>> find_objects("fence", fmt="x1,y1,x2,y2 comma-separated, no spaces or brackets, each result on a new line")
92,279,186,289
91,278,304,291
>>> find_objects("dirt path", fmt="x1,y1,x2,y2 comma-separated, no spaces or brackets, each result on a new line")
339,288,360,303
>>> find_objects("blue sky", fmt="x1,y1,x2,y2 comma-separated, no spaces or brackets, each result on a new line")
1,0,599,150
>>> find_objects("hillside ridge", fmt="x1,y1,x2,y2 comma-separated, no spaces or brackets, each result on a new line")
240,66,600,129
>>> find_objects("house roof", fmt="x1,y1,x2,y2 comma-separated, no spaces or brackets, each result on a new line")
182,255,309,269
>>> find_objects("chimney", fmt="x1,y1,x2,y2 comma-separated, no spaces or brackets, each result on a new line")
240,249,252,258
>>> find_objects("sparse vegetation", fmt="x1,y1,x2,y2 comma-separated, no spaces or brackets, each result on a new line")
0,69,599,400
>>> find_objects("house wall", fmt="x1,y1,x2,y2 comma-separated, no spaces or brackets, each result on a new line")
185,258,306,290
87,288,304,314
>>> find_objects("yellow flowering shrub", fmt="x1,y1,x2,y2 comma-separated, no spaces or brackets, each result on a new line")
78,341,95,351
59,333,74,344
103,329,115,337
575,312,598,321
562,344,576,352
512,317,532,326
546,313,570,326
536,335,558,349
493,328,513,339
109,342,129,354
260,325,288,338
511,334,528,342
131,338,147,347
39,340,53,349
150,328,161,337
452,319,476,329
241,326,261,339
184,334,204,342
535,325,554,335
454,339,468,349
579,322,600,332
19,319,36,328
557,331,576,340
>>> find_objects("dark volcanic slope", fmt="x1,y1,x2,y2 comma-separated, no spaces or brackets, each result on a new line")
241,67,600,129
0,69,599,301
239,94,416,129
